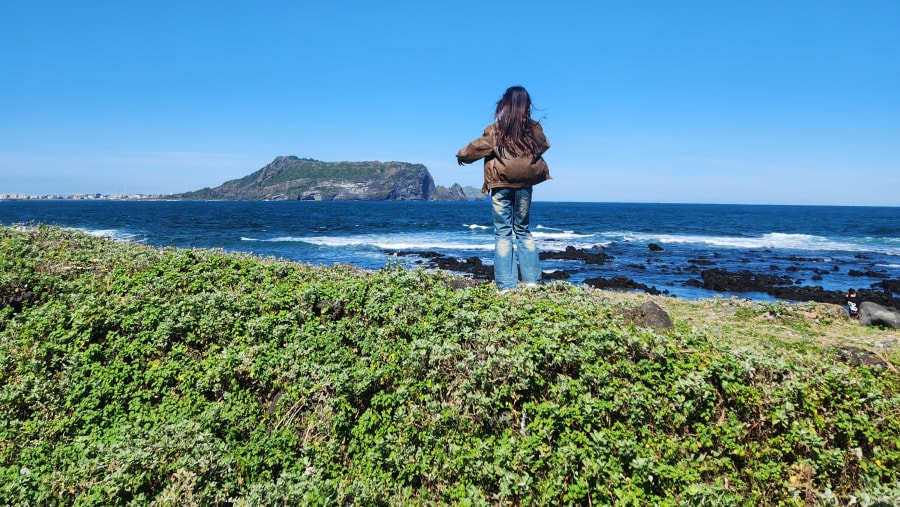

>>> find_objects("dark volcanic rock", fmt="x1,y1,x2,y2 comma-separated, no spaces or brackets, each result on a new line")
541,246,612,265
445,278,491,290
313,300,345,320
430,256,493,279
648,243,664,252
700,269,793,293
767,285,842,305
834,346,889,367
849,269,890,279
691,269,899,310
542,270,571,280
876,279,900,294
388,251,494,279
615,301,674,329
388,249,575,282
1,284,34,314
584,276,663,296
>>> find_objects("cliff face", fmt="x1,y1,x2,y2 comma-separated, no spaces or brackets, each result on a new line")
174,157,466,201
432,183,468,201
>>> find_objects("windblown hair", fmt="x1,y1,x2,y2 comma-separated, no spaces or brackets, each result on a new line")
493,86,541,159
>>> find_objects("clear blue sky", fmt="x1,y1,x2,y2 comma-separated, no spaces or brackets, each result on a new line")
2,1,898,205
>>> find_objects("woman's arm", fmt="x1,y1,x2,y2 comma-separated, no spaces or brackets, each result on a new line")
456,126,495,165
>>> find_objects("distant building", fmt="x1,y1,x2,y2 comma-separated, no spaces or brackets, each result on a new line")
1,192,162,201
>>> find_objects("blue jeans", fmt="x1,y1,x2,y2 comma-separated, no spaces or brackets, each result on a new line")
491,187,541,290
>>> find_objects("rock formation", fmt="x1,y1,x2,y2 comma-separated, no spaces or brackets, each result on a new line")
172,156,467,201
614,301,674,329
858,301,900,329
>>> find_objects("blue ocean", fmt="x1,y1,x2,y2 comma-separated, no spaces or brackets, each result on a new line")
2,200,898,301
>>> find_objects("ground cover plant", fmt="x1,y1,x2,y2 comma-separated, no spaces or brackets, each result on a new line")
1,224,899,506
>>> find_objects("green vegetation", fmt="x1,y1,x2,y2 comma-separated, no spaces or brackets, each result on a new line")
461,186,486,200
256,159,417,185
2,225,899,506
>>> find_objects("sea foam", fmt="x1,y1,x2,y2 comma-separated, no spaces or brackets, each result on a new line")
79,228,141,243
615,231,900,255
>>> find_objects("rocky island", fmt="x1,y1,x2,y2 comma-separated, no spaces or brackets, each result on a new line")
170,156,468,201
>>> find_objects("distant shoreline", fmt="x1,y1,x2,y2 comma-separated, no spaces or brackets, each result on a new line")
3,195,898,208
0,193,163,201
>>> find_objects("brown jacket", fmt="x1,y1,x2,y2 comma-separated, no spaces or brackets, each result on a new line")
456,122,551,193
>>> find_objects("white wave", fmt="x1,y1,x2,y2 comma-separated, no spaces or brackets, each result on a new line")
538,240,613,252
465,223,594,242
245,231,603,252
868,237,900,244
77,227,140,243
244,234,495,251
533,230,594,241
240,229,897,257
658,232,826,249
613,231,900,254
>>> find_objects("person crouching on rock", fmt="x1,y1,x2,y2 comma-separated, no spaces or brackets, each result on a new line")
845,288,860,318
456,86,551,293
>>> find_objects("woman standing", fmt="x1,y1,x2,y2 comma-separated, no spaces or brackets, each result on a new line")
456,86,551,292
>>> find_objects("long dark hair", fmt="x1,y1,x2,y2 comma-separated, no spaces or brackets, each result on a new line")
494,86,541,158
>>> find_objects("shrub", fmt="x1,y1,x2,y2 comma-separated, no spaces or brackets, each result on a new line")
1,225,898,505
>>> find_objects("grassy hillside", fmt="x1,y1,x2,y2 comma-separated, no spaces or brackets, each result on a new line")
1,225,899,506
174,157,434,201
224,158,424,187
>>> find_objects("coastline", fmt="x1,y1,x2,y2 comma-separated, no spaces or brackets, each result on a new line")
1,200,898,307
393,246,900,311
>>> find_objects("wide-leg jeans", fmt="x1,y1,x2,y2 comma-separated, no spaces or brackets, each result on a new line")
491,187,541,290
